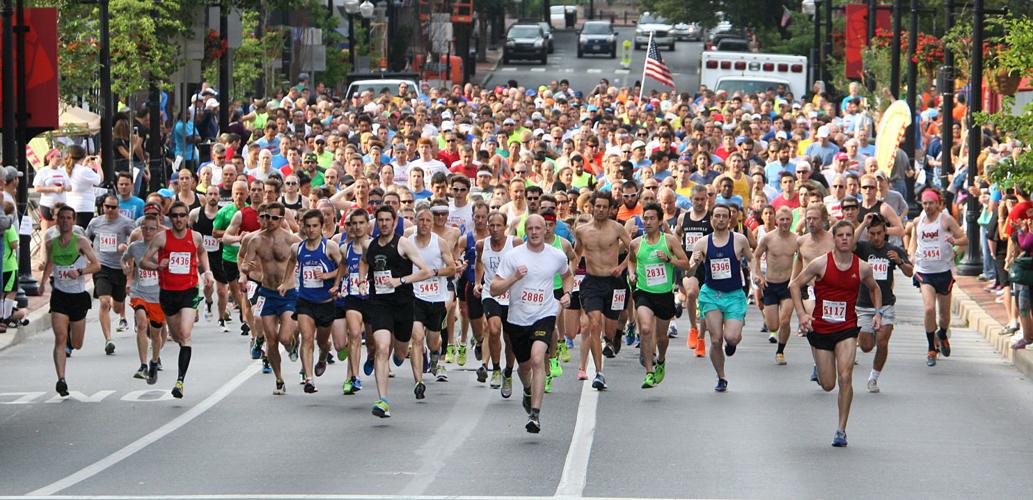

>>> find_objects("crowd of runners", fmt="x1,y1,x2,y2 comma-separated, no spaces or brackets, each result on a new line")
34,76,983,446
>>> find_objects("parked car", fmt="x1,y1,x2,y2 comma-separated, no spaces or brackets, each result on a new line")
538,21,554,53
671,22,702,41
578,20,617,58
345,78,421,101
549,4,577,29
504,24,548,64
714,36,750,52
634,12,675,50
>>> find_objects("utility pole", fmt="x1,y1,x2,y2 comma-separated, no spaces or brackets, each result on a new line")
890,0,901,98
1,0,15,177
940,0,954,185
219,0,229,131
824,0,833,86
903,0,918,161
812,0,822,87
867,0,876,43
14,0,38,297
148,6,163,193
99,0,112,184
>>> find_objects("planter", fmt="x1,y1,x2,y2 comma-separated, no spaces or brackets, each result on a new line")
988,68,1022,96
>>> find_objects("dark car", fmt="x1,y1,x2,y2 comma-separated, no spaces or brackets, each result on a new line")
578,20,617,58
714,37,750,52
503,24,549,64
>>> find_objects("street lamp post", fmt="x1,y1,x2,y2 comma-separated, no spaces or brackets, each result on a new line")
343,0,359,70
957,0,985,276
903,0,918,162
803,0,821,88
824,0,833,85
940,0,954,187
219,0,229,132
890,0,901,98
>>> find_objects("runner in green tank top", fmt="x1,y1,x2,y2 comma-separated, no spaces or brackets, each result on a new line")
629,203,691,389
543,209,575,394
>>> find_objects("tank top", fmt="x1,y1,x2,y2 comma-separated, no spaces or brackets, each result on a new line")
680,210,713,252
297,238,337,303
51,233,86,294
856,200,882,242
178,193,202,211
703,233,742,293
636,232,674,294
914,211,954,274
812,253,860,334
340,238,367,300
159,229,199,291
730,172,750,201
366,233,413,302
281,194,303,211
462,232,477,282
550,236,565,290
240,206,260,233
412,233,447,303
194,207,221,254
481,236,513,305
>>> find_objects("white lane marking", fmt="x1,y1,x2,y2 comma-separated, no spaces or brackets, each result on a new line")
531,68,546,72
614,69,630,74
398,381,493,496
553,377,599,498
586,68,602,73
562,68,574,73
27,362,261,496
500,67,518,72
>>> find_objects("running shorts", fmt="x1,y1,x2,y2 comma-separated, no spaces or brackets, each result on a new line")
633,290,675,321
368,299,414,342
93,266,127,302
131,297,166,328
296,298,336,328
414,298,446,331
697,285,747,321
913,270,954,296
505,316,556,363
258,286,297,317
856,305,896,332
580,274,626,320
806,327,860,351
51,288,91,322
159,288,197,317
762,280,792,306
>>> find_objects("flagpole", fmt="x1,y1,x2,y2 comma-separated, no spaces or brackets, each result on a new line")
638,32,652,103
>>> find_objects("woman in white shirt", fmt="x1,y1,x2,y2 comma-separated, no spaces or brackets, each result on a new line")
63,145,103,228
32,149,71,232
247,149,273,181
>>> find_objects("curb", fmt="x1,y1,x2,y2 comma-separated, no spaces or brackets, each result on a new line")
952,284,1033,379
0,282,95,353
478,54,503,88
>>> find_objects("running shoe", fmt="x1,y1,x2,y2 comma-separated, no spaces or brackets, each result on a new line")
768,332,777,343
612,334,623,355
522,390,532,414
219,319,228,333
414,381,426,400
625,323,636,345
642,372,656,389
299,368,306,385
867,377,880,393
392,352,405,367
352,377,362,392
810,365,819,382
422,347,431,374
724,342,736,356
288,340,300,362
545,375,553,393
134,364,148,379
832,430,848,447
273,380,286,395
147,361,158,385
577,368,588,380
667,323,678,338
105,340,116,355
56,379,69,397
156,358,163,371
117,318,129,333
315,358,327,377
435,364,448,382
1012,338,1031,350
602,338,615,358
474,341,483,362
457,345,468,366
337,346,350,362
688,328,699,349
714,378,728,392
445,345,455,364
558,341,571,363
591,373,607,391
937,329,951,357
490,370,502,388
674,297,683,318
654,361,666,384
250,339,262,360
363,357,374,376
760,323,769,334
694,337,706,358
172,380,185,399
326,351,335,365
262,359,272,374
634,336,641,348
526,414,541,434
372,398,391,418
927,351,937,367
240,322,250,336
775,353,787,366
342,378,354,395
549,357,563,377
304,379,318,394
566,337,574,349
501,376,513,398
476,365,488,383
64,342,72,357
429,352,440,372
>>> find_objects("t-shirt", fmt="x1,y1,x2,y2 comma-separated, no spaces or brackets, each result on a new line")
85,215,136,269
854,240,909,307
496,243,569,326
2,226,17,275
1006,201,1033,237
213,204,241,262
32,167,69,208
408,158,449,179
125,240,160,303
117,195,146,221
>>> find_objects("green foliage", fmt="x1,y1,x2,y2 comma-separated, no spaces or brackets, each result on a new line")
980,14,1033,192
202,11,285,100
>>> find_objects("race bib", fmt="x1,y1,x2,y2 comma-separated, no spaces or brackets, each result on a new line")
253,296,266,316
97,232,117,253
870,258,889,281
821,300,847,323
302,265,324,288
137,269,159,288
246,280,258,299
416,279,441,296
922,247,941,261
497,290,510,303
684,231,703,247
520,287,547,306
710,258,732,280
573,274,585,292
645,263,668,287
168,252,191,275
373,270,394,295
54,265,78,284
611,288,626,311
348,272,365,295
202,235,219,252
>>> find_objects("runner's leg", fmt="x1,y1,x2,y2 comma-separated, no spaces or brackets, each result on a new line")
834,337,858,431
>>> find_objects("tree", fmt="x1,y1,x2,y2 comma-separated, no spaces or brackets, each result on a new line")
979,15,1033,191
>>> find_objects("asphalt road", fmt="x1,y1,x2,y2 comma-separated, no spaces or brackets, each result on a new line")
2,278,1033,499
488,26,702,96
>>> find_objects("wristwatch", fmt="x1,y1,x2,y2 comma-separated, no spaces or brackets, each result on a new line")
399,277,407,285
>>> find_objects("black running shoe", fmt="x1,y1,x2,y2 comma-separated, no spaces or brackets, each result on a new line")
602,339,615,358
147,361,158,385
525,414,541,434
414,381,426,400
724,343,737,356
56,379,69,397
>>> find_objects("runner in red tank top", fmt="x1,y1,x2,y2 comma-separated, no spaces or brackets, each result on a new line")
791,219,882,448
142,201,215,400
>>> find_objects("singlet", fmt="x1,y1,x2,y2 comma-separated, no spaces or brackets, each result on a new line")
550,236,565,290
481,236,513,305
629,216,645,239
703,233,742,293
297,238,338,303
281,194,303,211
194,208,221,255
811,253,861,334
159,229,198,291
461,232,478,282
178,193,202,211
240,206,261,233
340,239,367,300
914,211,954,274
51,233,86,294
855,240,907,307
680,210,712,252
365,233,413,302
636,233,674,294
412,233,447,303
729,172,750,201
856,200,883,242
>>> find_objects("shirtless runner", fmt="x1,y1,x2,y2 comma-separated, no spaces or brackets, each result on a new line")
753,207,800,365
794,205,835,382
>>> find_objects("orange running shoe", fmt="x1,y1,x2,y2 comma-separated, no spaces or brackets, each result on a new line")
688,328,699,349
694,336,706,357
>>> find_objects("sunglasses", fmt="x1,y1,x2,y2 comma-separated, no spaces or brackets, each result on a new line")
490,205,502,211
169,213,188,219
861,185,876,190
285,181,299,186
452,187,468,192
370,199,383,206
644,186,658,190
259,214,283,221
526,196,540,201
401,199,414,204
103,204,118,209
623,193,638,199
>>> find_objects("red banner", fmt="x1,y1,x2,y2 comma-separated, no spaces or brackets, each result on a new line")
0,7,59,133
844,4,890,80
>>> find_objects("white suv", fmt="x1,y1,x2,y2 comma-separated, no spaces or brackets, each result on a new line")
634,12,675,50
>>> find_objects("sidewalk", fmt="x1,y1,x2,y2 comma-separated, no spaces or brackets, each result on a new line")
951,274,1033,379
0,285,59,353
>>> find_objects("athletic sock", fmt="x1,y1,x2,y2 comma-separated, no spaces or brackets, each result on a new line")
491,363,499,371
177,346,192,381
530,408,540,417
776,342,786,355
870,369,880,381
504,367,513,377
925,331,936,351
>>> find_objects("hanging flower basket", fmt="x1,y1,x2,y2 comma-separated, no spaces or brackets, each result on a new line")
988,67,1022,96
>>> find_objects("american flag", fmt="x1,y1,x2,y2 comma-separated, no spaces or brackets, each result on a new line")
644,36,675,88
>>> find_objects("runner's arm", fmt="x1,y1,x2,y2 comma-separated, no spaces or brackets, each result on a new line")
880,203,905,238
279,243,299,292
667,232,692,271
221,212,245,244
860,262,883,311
945,216,968,247
473,240,485,296
39,239,54,295
789,257,821,328
438,235,457,277
397,237,436,285
140,233,166,271
77,238,102,276
627,239,639,284
751,236,768,287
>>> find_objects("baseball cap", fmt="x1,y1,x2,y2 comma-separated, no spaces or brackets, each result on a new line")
835,152,849,161
631,140,646,150
503,118,516,126
157,188,175,199
313,135,326,144
816,125,830,138
3,165,22,181
587,105,599,112
441,110,453,120
840,198,859,209
205,98,219,110
775,131,789,140
796,160,812,171
304,152,318,162
531,112,544,121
